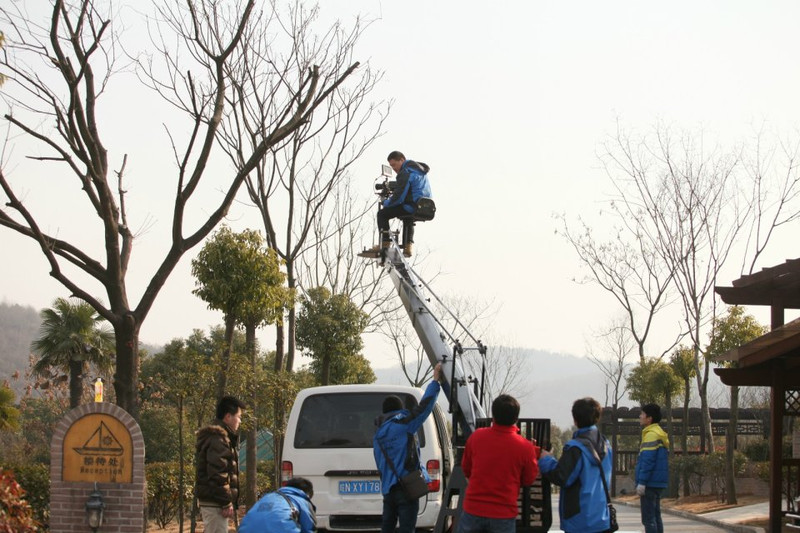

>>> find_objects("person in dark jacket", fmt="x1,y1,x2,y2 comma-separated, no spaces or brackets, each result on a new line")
195,395,246,533
363,151,431,258
539,397,613,533
373,363,442,533
239,477,316,533
635,403,669,533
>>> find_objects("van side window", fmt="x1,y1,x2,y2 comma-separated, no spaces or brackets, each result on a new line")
294,392,426,449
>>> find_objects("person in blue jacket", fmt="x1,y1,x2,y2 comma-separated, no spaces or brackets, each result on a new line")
373,363,442,533
539,397,613,533
377,150,431,258
238,477,316,533
635,403,670,533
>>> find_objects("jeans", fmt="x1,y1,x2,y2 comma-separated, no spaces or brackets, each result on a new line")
382,484,420,533
640,487,664,533
457,511,516,533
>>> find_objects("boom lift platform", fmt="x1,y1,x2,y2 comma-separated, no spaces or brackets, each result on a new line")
362,231,552,532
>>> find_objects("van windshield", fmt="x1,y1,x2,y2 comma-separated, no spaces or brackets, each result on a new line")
294,392,426,449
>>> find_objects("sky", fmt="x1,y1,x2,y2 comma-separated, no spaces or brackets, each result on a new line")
2,0,800,383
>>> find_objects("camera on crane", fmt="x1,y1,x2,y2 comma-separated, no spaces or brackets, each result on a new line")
374,164,397,199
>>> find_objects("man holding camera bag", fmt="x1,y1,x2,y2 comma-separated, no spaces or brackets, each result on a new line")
373,363,442,533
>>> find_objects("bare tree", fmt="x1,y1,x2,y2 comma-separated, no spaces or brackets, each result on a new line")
739,127,800,274
213,4,389,373
297,176,398,331
586,317,633,410
556,195,680,363
0,0,359,417
601,124,747,452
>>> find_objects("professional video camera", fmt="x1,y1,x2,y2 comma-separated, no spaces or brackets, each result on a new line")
374,164,397,199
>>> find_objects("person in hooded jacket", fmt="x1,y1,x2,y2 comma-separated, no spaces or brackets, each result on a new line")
194,395,246,533
635,403,670,533
366,150,431,258
373,363,442,533
239,477,316,533
539,397,613,533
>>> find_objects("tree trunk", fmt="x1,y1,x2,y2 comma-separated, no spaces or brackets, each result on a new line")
725,384,739,504
682,382,691,496
665,391,678,498
69,359,83,408
245,323,257,509
178,396,185,533
321,353,330,385
699,369,714,453
216,315,237,399
286,305,297,372
113,313,141,419
274,322,284,372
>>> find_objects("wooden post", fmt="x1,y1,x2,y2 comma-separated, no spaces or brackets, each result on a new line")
771,361,785,533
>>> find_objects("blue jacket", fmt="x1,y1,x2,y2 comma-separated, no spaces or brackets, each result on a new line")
383,160,431,212
539,426,612,533
373,380,441,495
635,423,670,488
238,486,316,533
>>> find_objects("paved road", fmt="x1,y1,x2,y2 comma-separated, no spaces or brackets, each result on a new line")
549,495,732,532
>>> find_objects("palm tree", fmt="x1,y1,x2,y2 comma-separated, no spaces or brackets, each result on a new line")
31,298,114,408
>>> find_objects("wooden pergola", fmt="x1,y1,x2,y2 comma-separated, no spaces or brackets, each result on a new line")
714,258,800,532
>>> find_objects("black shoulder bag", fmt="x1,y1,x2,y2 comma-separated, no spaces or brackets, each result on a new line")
377,433,430,500
583,439,619,533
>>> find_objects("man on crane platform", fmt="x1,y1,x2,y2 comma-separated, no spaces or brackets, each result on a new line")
360,151,431,258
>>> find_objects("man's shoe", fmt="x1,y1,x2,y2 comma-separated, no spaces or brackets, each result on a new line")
403,243,413,257
358,241,392,258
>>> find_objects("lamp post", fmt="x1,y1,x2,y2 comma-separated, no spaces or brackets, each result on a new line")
85,482,104,532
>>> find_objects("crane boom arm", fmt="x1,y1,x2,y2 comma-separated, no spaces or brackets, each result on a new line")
382,242,486,438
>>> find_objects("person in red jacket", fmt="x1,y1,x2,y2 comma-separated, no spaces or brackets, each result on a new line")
458,394,540,533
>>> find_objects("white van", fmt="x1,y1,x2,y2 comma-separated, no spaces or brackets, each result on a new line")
281,384,453,531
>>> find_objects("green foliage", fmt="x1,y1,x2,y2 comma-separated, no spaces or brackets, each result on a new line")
240,460,275,499
742,439,769,462
4,463,49,527
706,305,768,368
669,346,696,384
702,451,747,497
670,452,747,496
0,385,20,431
191,226,293,328
146,462,194,528
626,357,682,406
671,454,705,494
306,353,376,385
296,287,370,385
139,404,188,463
0,469,39,532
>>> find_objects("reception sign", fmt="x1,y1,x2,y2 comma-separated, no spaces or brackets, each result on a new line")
62,413,133,483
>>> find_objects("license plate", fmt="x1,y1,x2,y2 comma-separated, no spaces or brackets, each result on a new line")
339,480,381,494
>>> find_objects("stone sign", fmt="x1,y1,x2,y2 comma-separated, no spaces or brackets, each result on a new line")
62,413,133,483
50,402,145,533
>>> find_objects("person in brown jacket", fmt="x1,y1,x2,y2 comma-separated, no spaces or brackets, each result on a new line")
195,395,246,533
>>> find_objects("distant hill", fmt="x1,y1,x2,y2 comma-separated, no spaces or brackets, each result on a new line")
0,301,163,398
0,301,41,395
373,348,612,430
